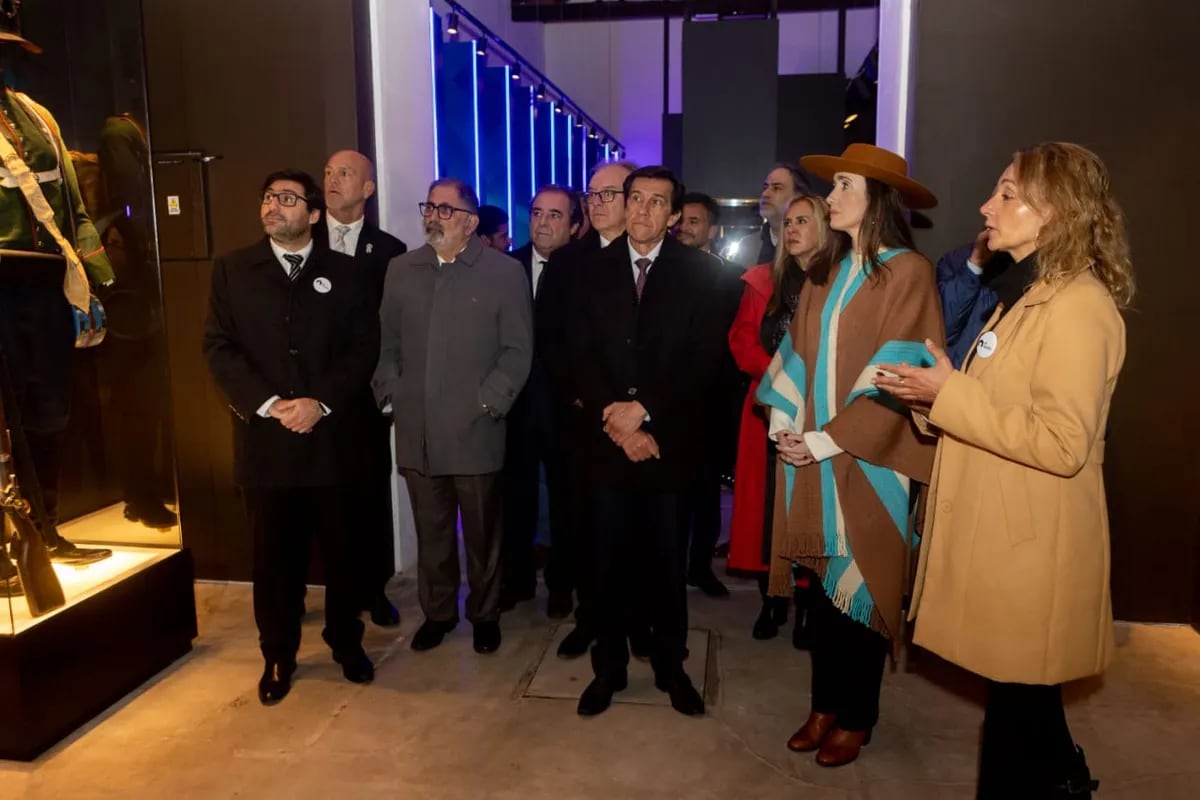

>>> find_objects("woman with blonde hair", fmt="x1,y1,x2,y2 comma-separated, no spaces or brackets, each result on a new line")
727,193,829,640
758,144,943,767
876,142,1133,798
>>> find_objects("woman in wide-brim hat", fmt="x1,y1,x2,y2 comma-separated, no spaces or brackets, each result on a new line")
755,144,943,767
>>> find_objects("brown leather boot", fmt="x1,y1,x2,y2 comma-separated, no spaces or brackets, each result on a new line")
815,726,872,767
787,711,838,752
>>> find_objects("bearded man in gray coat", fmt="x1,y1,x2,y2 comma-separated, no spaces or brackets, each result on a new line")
373,178,532,655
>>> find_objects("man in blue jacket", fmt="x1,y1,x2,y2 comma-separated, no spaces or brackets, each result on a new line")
936,231,1011,367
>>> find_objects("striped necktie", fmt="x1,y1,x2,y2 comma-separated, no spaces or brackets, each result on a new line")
634,257,651,300
283,253,303,281
333,225,351,254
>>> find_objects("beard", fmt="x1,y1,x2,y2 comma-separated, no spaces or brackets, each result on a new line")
263,215,308,244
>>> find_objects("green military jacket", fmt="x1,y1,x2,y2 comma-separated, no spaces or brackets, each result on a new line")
0,87,114,286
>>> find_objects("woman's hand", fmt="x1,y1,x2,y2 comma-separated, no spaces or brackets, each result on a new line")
776,432,815,467
873,339,954,407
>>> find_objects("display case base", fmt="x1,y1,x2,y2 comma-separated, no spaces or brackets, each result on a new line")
0,549,197,761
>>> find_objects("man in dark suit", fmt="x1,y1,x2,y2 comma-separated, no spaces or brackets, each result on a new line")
754,163,809,265
570,166,725,717
374,178,532,656
537,161,635,660
317,149,407,628
501,184,580,617
203,169,379,705
673,192,743,599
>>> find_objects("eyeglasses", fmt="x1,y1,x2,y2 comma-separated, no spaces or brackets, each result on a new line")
419,202,474,220
262,190,306,208
583,189,620,205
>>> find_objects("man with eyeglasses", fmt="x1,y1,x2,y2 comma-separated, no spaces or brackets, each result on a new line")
315,149,407,631
500,185,580,619
204,169,381,705
569,166,725,718
374,178,532,656
536,161,637,661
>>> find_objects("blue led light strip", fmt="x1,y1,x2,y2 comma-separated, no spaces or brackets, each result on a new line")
429,8,440,177
566,115,573,188
549,101,557,184
504,65,513,227
471,41,481,194
528,87,536,200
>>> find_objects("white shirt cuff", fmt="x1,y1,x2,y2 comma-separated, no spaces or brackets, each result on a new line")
257,395,280,417
803,430,843,462
319,402,331,416
966,259,984,276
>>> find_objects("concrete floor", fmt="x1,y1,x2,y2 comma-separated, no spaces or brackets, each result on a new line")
3,570,1200,799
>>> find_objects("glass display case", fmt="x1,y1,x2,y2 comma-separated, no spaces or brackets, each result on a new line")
0,0,195,761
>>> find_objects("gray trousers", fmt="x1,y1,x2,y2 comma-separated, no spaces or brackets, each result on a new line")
403,470,503,624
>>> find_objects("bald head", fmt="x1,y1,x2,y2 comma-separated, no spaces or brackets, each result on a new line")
324,150,376,224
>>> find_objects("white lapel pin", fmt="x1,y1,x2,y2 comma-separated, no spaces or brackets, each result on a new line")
365,243,373,254
976,330,998,358
313,277,332,294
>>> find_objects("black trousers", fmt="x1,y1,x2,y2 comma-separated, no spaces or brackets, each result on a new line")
501,407,570,596
683,455,721,577
808,588,889,731
245,485,364,662
405,470,503,624
0,279,74,547
351,417,396,606
978,682,1077,799
559,412,597,628
590,485,689,680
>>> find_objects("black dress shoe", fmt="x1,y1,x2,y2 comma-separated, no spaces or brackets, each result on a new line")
369,595,401,627
473,621,502,654
546,589,573,619
753,597,788,640
557,625,595,659
123,502,178,529
258,659,296,705
628,628,652,660
499,585,535,612
655,672,705,716
333,650,375,684
48,538,112,565
411,618,455,651
577,673,628,716
687,568,730,599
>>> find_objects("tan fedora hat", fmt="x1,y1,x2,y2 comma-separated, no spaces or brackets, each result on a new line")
0,0,42,55
800,143,937,209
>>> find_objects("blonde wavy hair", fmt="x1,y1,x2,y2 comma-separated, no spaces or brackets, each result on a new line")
767,193,830,314
1013,142,1135,307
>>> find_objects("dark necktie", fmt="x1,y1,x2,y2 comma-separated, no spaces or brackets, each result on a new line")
283,253,303,281
634,257,651,300
534,259,546,298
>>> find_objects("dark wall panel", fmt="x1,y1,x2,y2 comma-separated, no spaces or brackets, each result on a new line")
911,0,1200,622
143,0,359,580
776,74,845,171
681,19,778,199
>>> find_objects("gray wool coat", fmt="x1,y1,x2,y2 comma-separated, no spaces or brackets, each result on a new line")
373,236,533,476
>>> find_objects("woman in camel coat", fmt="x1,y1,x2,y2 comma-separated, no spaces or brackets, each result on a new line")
876,142,1135,800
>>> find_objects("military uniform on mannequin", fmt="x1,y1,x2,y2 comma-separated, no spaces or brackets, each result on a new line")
98,111,177,529
0,0,113,577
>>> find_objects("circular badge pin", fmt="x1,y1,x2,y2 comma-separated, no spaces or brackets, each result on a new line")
976,330,998,358
313,277,332,294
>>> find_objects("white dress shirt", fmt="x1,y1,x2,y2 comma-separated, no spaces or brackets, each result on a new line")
268,237,314,278
627,238,664,284
599,234,613,249
326,214,365,256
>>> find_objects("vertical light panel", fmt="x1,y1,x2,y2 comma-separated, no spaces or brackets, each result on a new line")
471,41,481,192
581,128,588,187
566,115,573,186
504,65,513,224
549,101,557,184
428,7,440,177
529,88,536,199
877,0,917,156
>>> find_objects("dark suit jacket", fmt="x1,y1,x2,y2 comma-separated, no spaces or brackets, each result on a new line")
537,228,603,405
202,238,381,488
567,234,726,491
313,214,407,306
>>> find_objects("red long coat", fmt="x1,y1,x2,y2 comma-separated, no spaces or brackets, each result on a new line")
727,264,774,572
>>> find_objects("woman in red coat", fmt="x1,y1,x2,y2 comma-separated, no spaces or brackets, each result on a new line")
728,194,830,638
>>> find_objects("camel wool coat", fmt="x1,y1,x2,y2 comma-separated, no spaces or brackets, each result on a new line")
910,269,1125,685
